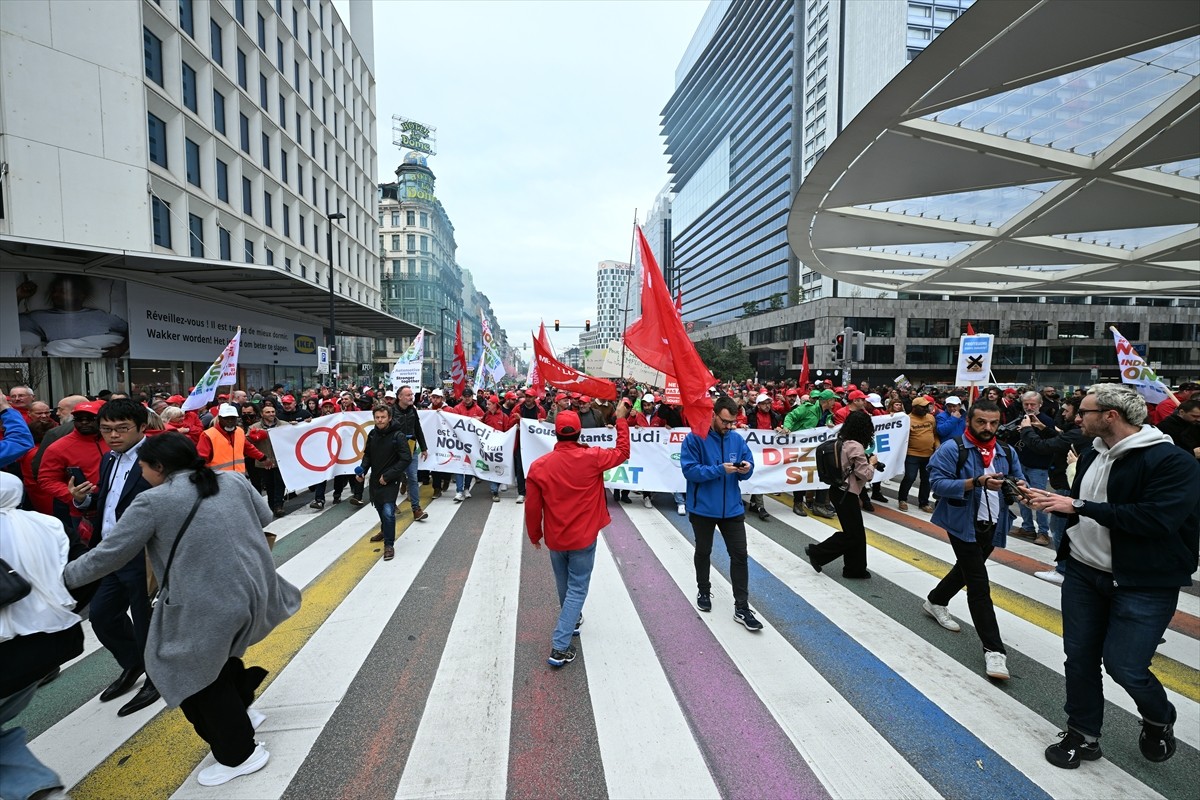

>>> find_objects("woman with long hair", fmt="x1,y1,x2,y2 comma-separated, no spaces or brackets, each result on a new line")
804,410,878,580
64,432,300,788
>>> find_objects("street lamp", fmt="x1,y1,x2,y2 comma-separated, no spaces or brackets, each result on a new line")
326,212,346,387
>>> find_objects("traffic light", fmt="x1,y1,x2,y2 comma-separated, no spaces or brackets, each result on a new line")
832,333,845,361
554,320,560,332
852,331,866,362
585,320,591,332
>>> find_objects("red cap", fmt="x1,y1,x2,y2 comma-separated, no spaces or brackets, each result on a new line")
321,399,336,407
504,391,517,401
569,392,581,399
580,395,592,404
281,394,296,403
833,386,846,393
785,388,798,396
73,400,105,415
555,410,582,436
847,390,867,401
166,394,185,404
218,394,229,400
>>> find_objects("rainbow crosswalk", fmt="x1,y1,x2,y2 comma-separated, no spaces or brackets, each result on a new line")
16,485,1199,799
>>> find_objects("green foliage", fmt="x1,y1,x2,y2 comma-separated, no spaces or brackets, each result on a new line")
695,337,754,382
741,300,760,317
768,292,785,310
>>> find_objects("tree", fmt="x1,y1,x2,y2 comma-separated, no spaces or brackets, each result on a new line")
768,292,785,310
741,300,759,317
718,336,755,382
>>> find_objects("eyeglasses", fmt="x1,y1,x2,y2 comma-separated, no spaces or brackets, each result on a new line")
100,424,136,434
715,415,738,427
1077,408,1108,416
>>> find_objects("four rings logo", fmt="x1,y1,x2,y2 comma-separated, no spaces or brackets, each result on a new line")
294,420,372,470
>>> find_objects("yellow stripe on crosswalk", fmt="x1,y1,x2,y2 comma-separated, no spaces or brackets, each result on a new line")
795,509,1200,703
71,512,407,800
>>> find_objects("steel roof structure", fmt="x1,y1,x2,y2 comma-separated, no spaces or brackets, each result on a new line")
788,0,1200,297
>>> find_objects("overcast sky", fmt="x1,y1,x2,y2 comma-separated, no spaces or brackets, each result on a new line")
358,0,710,354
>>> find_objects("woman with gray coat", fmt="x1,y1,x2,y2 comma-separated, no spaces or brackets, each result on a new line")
64,432,301,788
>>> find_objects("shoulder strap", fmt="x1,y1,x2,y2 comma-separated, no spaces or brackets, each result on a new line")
157,494,204,602
953,435,968,476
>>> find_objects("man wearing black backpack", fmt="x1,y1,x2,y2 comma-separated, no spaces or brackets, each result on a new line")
921,400,1026,681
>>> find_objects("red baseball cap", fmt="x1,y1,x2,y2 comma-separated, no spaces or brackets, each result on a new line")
166,394,185,404
281,394,296,403
847,390,867,401
73,400,105,415
504,391,517,401
555,410,582,436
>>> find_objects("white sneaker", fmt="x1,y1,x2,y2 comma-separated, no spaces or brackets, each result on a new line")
677,503,686,516
516,496,525,504
464,488,472,498
1034,570,1065,585
922,599,961,632
453,492,464,502
197,743,270,786
985,651,1010,680
247,707,266,730
643,496,653,509
500,485,508,492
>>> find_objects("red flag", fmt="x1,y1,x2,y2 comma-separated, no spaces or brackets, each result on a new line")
624,226,716,436
966,321,976,335
798,341,810,390
675,290,683,313
532,325,617,400
528,326,545,395
451,321,468,398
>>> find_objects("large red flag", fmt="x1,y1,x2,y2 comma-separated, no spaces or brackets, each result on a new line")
624,226,716,436
451,321,468,398
798,341,810,390
532,326,617,400
528,327,545,394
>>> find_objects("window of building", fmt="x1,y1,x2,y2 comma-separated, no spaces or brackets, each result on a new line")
299,212,306,245
179,0,194,37
907,318,949,338
256,13,266,50
843,316,895,337
276,38,284,70
406,233,415,251
215,158,229,201
263,191,272,226
242,176,252,215
280,149,288,182
908,26,931,40
210,18,223,64
245,239,254,262
419,211,428,228
862,344,895,364
185,138,201,186
1149,322,1199,341
1107,321,1138,339
419,235,428,252
259,73,268,109
959,319,1000,335
308,79,314,108
236,48,247,89
389,211,398,227
1009,320,1050,339
905,344,954,364
390,234,400,250
212,89,226,134
406,210,415,225
1057,321,1095,339
265,247,274,265
151,196,171,247
181,61,198,112
234,0,245,26
283,203,290,237
147,113,167,167
261,132,270,167
239,113,250,153
188,213,203,257
143,28,164,86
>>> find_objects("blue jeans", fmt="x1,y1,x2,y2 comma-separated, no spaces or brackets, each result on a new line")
898,455,931,506
1061,557,1179,737
1,682,64,800
673,492,685,505
549,541,597,651
1049,489,1071,574
455,473,474,493
1018,467,1050,533
403,458,421,510
374,500,397,547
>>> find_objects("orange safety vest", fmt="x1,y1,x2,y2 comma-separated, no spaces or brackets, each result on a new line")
203,426,247,472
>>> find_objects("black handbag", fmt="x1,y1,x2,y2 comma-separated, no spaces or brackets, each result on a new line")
0,557,33,608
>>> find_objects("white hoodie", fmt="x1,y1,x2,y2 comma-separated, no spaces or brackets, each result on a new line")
1070,425,1175,573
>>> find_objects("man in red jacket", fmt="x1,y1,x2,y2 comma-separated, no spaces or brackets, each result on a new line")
38,399,109,541
525,404,630,667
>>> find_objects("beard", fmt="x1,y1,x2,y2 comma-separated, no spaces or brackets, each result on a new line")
972,428,996,441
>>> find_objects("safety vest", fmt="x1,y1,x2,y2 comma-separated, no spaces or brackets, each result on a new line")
203,426,246,472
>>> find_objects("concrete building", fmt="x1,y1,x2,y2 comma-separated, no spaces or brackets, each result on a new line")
377,153,464,386
0,0,417,397
594,259,632,345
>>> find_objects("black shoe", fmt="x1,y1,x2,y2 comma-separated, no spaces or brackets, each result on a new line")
842,570,872,580
38,666,61,687
861,499,875,513
574,615,584,636
793,501,808,516
804,545,822,574
547,645,577,667
99,666,143,702
117,680,160,717
696,592,712,612
1139,719,1176,762
734,607,764,631
619,494,632,504
871,491,888,504
755,505,770,521
331,496,343,504
272,508,286,518
309,500,324,510
1045,729,1102,769
349,497,365,507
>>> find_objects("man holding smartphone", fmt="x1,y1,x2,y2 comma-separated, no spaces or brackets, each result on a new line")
37,399,108,541
1012,391,1057,541
921,400,1026,680
682,396,762,631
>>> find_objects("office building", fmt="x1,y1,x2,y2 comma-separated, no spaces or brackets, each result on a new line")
594,260,633,345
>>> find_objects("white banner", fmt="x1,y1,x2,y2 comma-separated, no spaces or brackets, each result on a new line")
518,415,911,493
268,410,518,489
391,330,424,389
182,329,240,412
956,334,994,385
1111,326,1170,404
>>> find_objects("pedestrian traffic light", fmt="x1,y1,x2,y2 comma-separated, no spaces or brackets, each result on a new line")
852,331,866,362
585,320,591,332
832,334,845,361
554,320,560,332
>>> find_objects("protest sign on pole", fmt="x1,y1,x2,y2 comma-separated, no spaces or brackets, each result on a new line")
1110,326,1172,404
182,328,240,411
391,330,424,389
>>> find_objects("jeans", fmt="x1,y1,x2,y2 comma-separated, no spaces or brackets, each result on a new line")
1049,489,1071,574
928,522,1005,654
1018,467,1050,533
898,455,931,506
1061,557,1179,738
549,541,597,651
810,487,868,576
673,492,685,506
374,500,397,547
403,458,421,510
455,473,474,493
90,553,151,672
490,481,501,496
0,682,64,800
691,513,749,608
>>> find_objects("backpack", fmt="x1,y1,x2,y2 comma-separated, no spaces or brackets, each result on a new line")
951,435,1014,478
814,438,848,491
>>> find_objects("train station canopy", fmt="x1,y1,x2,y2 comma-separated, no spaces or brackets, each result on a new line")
788,0,1200,297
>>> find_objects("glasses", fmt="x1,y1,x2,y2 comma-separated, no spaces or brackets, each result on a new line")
715,415,738,427
1077,408,1108,415
100,424,136,434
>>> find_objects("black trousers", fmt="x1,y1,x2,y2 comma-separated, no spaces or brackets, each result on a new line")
928,522,1005,654
809,487,868,576
90,553,151,671
430,471,452,492
691,513,749,608
261,468,286,511
178,657,267,766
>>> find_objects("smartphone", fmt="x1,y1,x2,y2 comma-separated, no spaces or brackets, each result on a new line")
1002,476,1032,502
67,466,88,486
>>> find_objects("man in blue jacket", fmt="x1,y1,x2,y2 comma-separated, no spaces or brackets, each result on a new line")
921,400,1025,681
682,396,762,631
1029,384,1200,770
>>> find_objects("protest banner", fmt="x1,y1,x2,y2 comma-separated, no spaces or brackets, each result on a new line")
518,414,910,493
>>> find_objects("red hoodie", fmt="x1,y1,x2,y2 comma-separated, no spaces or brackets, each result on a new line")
38,429,109,512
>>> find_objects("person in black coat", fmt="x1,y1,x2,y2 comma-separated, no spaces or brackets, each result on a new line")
357,405,421,562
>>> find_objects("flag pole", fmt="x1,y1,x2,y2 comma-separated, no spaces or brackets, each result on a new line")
619,209,638,382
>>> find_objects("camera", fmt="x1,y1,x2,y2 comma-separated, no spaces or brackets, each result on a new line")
873,460,886,472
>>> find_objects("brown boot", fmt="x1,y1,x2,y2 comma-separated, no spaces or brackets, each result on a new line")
370,532,384,542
